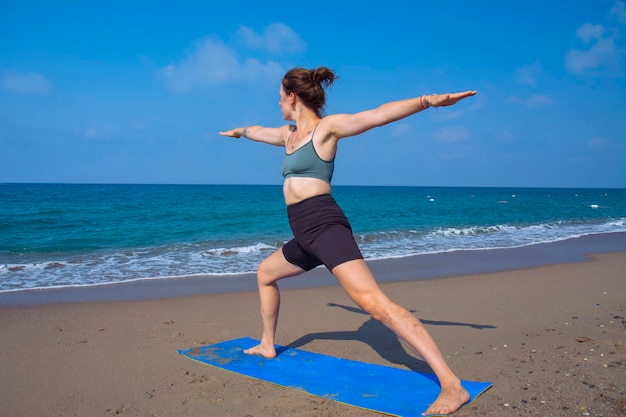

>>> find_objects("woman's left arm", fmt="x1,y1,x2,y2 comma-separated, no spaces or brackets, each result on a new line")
326,90,476,140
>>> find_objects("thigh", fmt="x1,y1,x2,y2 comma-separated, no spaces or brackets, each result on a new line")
331,259,391,310
282,238,323,271
257,246,306,285
311,223,363,271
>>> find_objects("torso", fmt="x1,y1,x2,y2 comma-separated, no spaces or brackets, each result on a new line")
282,121,336,205
283,177,331,205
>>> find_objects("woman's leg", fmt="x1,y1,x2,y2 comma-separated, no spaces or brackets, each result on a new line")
244,247,305,358
332,259,470,416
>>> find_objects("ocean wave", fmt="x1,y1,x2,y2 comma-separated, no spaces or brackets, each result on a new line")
203,242,276,257
355,218,626,259
1,218,625,292
0,241,279,292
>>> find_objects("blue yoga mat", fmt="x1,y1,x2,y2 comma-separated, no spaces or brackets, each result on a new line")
178,337,491,416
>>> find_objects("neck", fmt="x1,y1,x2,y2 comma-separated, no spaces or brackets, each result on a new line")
294,106,319,130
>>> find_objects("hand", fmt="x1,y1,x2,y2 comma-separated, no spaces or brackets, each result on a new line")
429,90,477,107
218,129,241,138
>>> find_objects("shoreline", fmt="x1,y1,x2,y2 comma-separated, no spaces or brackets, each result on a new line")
1,231,625,306
0,250,624,416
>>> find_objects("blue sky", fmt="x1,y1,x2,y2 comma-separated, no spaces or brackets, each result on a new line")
1,1,625,188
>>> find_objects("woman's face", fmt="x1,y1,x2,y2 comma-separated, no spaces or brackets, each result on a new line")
278,85,295,121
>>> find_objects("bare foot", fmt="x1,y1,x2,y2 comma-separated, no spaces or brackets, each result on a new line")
422,384,470,416
243,343,276,359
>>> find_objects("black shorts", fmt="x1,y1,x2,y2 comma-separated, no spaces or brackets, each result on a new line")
282,194,363,272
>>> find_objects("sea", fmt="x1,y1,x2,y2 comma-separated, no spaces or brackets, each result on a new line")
1,183,625,293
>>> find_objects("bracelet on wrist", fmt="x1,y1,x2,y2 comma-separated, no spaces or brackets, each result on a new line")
429,94,439,112
420,95,430,109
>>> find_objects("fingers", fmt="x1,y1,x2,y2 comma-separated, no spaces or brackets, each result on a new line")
219,130,239,138
434,90,476,107
458,90,477,100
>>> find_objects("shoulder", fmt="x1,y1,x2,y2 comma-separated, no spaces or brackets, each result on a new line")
278,124,296,145
284,124,296,138
316,114,352,142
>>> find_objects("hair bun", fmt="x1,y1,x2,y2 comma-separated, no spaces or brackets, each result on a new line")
309,69,318,83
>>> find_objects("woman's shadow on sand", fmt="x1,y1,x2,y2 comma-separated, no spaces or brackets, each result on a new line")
285,303,496,374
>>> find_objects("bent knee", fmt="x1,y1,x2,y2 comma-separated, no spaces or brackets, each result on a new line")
256,254,302,285
256,260,274,283
356,297,393,323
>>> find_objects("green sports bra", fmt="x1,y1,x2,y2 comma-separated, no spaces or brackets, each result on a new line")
281,124,335,183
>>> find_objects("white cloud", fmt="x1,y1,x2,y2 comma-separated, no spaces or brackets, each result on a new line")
611,0,626,23
433,127,470,144
577,23,605,43
515,63,542,87
1,70,50,95
237,23,307,54
565,23,624,75
158,28,301,93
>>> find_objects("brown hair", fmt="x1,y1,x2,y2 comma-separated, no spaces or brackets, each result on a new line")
282,66,337,117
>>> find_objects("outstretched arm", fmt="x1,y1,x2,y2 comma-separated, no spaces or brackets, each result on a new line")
325,90,476,140
219,125,289,147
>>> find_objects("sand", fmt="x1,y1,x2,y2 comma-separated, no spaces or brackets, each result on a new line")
0,249,624,416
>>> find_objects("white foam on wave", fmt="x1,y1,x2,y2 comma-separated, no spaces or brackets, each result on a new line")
0,241,281,292
203,242,276,256
2,218,625,292
356,218,626,260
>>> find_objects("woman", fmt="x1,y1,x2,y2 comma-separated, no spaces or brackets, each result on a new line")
220,66,476,416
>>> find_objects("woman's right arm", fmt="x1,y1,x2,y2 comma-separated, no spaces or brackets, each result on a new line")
219,125,289,147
